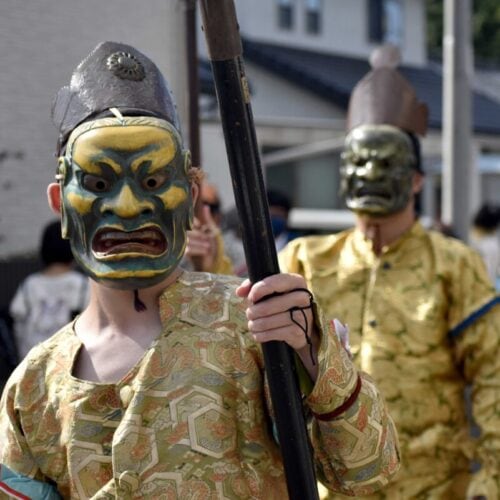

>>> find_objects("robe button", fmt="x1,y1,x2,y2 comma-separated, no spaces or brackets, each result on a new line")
118,471,140,492
119,385,133,408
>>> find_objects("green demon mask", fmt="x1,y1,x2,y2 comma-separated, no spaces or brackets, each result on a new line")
58,116,193,289
340,124,418,215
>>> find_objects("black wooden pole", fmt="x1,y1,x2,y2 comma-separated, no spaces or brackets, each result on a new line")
199,2,319,498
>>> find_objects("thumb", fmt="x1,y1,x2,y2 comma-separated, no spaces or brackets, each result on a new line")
201,204,216,228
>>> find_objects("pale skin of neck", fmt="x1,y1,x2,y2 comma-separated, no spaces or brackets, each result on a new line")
73,269,182,383
42,262,75,276
354,172,424,255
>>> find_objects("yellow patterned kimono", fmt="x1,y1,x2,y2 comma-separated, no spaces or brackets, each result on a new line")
0,272,399,499
280,221,500,499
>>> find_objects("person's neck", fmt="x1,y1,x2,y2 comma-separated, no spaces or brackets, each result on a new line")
355,205,417,256
80,267,183,332
71,268,184,383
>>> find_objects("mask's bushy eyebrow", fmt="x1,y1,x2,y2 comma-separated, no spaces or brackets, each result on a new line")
74,152,122,176
94,160,119,175
130,141,176,174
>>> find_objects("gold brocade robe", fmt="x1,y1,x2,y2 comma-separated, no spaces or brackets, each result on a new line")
280,221,500,499
0,272,399,499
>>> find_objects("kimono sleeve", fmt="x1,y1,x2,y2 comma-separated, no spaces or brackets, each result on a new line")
448,250,500,499
0,370,57,498
0,465,61,500
305,313,400,496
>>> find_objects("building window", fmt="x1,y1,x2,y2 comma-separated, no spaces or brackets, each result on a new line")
305,0,322,35
277,0,294,30
384,0,403,44
368,0,403,45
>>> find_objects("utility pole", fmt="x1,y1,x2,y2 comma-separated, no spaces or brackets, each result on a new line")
442,0,475,241
163,0,189,141
185,0,201,168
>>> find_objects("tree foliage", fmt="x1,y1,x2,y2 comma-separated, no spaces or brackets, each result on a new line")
426,0,500,64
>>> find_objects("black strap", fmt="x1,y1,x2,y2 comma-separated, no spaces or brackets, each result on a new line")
133,289,147,312
257,287,316,365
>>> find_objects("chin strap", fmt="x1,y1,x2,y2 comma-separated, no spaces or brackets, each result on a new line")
288,288,316,366
257,287,316,366
133,289,147,312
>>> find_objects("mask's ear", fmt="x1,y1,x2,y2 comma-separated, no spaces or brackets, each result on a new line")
47,183,62,214
188,181,200,230
190,180,199,206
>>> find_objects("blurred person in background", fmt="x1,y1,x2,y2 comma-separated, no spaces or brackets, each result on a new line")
184,181,234,274
0,308,17,395
267,188,297,251
279,45,500,499
220,205,247,276
195,187,299,276
470,203,500,287
9,220,89,360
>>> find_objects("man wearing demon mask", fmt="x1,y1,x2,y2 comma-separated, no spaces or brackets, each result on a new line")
0,42,399,499
280,45,500,499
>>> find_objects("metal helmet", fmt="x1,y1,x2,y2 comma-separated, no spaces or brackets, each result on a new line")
52,41,181,154
346,44,428,137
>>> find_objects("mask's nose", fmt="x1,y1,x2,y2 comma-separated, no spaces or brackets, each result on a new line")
357,160,383,181
100,184,154,218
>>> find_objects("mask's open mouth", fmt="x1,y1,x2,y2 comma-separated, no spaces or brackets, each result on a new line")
355,185,392,200
92,227,167,258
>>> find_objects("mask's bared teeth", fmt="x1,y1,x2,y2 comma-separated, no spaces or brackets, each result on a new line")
93,227,167,256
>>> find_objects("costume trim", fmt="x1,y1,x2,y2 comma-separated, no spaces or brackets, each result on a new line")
448,295,500,341
0,481,31,500
64,115,182,159
312,374,362,421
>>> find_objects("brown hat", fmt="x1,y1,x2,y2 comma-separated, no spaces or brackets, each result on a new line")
346,44,428,136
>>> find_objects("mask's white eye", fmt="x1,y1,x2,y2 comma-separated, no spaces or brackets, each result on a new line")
342,151,364,167
82,174,112,193
142,172,169,191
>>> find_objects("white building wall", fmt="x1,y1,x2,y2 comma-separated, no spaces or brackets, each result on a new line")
245,63,344,121
0,0,197,258
233,0,427,66
199,123,234,210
